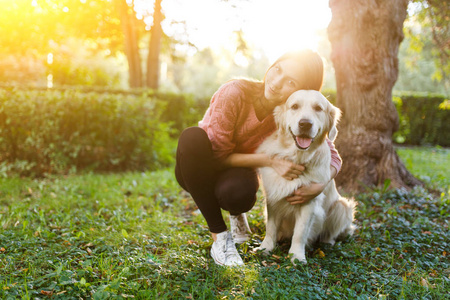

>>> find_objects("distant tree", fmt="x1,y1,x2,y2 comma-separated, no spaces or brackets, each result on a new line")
0,0,122,56
394,30,447,94
407,0,449,93
328,0,422,192
114,0,143,88
146,0,163,89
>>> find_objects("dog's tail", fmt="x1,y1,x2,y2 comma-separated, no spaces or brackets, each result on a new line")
320,197,356,245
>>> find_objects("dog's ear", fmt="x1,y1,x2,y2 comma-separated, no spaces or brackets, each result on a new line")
327,104,341,142
329,123,338,141
273,104,288,134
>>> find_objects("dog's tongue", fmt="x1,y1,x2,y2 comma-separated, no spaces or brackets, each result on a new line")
296,137,312,149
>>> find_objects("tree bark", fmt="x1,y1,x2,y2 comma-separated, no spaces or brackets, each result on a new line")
146,0,163,89
115,0,142,88
327,0,422,193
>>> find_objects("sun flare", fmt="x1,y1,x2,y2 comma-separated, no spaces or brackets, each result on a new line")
163,0,331,61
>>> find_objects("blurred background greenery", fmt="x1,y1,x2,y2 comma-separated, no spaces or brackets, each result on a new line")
0,0,448,96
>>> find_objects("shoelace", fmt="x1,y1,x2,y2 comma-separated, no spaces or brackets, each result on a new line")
224,234,239,260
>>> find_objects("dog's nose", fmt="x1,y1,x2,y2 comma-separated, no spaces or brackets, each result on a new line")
298,119,313,130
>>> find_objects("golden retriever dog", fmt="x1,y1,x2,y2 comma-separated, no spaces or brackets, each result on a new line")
255,90,356,264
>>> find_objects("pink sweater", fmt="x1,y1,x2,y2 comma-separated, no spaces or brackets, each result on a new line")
199,81,342,172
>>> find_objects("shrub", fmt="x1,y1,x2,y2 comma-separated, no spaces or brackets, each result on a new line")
0,88,188,176
393,92,450,146
322,89,449,147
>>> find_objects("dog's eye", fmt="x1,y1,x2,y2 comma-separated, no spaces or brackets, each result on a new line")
291,104,299,110
314,105,323,112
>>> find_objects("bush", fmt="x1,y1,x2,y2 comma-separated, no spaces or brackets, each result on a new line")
393,92,450,146
0,88,199,176
322,89,449,147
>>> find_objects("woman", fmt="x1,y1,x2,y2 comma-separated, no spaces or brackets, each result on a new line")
175,49,342,267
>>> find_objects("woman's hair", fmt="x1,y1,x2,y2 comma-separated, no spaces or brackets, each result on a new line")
235,49,324,99
269,49,324,91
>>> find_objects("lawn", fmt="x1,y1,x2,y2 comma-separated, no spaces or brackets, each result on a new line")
0,146,449,299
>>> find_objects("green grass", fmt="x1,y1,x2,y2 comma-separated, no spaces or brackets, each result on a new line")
396,145,450,195
1,146,449,299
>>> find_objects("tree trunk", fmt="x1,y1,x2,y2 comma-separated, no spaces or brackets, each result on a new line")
116,0,142,88
327,0,422,193
146,0,163,89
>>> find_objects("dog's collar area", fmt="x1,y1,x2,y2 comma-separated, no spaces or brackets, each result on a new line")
289,127,314,150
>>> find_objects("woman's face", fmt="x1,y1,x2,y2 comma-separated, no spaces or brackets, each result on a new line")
264,58,303,108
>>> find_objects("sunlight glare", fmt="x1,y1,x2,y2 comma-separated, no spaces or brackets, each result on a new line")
162,0,331,61
47,53,53,64
47,74,53,88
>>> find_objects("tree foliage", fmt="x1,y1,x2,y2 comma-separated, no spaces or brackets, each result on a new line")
407,0,449,92
0,0,123,57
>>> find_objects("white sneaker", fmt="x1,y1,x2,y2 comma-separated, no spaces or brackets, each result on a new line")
230,213,251,244
210,231,244,267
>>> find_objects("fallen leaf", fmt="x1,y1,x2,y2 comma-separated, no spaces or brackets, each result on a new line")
41,290,53,296
420,277,429,288
314,249,326,258
429,270,438,277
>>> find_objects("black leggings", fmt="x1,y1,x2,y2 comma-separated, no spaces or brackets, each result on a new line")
175,127,259,233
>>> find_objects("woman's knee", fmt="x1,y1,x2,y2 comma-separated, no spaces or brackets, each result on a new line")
179,127,207,146
178,127,218,166
215,169,259,214
218,189,257,214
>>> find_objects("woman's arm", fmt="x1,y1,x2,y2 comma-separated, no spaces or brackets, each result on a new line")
221,153,305,180
285,166,337,205
285,139,341,205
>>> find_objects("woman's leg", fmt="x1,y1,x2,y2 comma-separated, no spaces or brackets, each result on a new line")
215,167,259,215
175,127,258,266
175,127,227,233
175,127,259,233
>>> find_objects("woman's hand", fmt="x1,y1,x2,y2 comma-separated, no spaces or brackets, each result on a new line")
285,182,326,205
270,158,305,181
285,166,337,205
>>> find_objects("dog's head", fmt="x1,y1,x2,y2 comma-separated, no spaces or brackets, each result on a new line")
274,90,341,150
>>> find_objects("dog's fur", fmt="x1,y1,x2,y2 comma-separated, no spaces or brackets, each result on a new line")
255,90,356,264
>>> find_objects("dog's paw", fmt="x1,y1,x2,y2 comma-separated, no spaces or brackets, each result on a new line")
253,246,271,255
289,251,307,265
320,237,336,245
290,254,307,265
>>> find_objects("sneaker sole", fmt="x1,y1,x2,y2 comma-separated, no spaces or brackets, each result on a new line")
210,248,225,266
